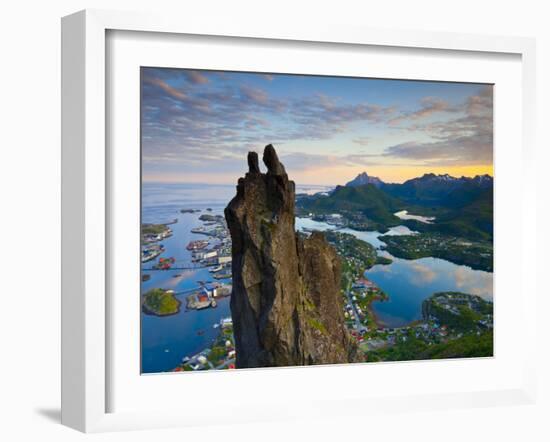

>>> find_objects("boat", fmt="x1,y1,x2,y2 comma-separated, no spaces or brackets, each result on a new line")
186,239,209,250
141,244,165,262
152,256,176,270
213,272,232,280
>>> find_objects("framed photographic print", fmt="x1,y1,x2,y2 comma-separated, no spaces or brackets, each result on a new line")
139,68,495,374
61,9,538,432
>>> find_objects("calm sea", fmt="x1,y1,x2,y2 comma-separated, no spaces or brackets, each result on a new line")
142,183,493,373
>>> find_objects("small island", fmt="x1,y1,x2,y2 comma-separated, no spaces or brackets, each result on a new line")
379,232,493,272
141,223,173,243
142,288,181,316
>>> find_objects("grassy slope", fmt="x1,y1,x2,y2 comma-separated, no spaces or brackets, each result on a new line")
298,184,403,226
402,188,493,241
142,288,181,316
298,181,493,242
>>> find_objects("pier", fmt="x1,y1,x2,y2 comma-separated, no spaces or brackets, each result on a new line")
142,261,207,271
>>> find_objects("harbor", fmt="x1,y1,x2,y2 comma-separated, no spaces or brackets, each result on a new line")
140,183,236,374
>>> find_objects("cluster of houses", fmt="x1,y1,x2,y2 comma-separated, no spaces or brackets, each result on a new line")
186,282,232,310
141,225,173,244
175,317,236,371
188,217,233,274
345,277,382,328
352,278,377,290
311,213,347,227
141,243,165,263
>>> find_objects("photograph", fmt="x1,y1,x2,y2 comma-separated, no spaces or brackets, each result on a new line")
140,67,494,374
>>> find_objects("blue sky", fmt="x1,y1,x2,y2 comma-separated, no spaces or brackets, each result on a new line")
141,68,493,185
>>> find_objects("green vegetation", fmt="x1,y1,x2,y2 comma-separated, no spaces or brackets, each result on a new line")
375,256,393,265
422,330,493,359
322,229,392,302
367,330,493,361
207,346,227,365
324,231,391,279
173,321,236,372
297,184,402,231
141,223,172,244
422,292,493,332
142,288,181,316
307,317,328,335
141,224,169,235
298,179,493,243
395,187,493,241
364,292,493,362
380,233,493,272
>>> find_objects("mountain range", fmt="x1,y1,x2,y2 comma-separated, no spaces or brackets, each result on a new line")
378,172,493,208
297,171,494,241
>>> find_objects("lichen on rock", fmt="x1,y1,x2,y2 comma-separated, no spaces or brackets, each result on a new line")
225,144,364,368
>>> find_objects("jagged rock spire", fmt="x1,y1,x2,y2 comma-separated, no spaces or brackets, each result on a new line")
263,144,286,176
225,144,364,368
247,151,260,174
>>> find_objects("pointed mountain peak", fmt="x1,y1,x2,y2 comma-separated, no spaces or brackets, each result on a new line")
346,171,384,188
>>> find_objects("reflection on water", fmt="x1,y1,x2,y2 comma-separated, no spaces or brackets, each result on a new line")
141,184,345,373
295,217,416,248
295,216,493,328
367,257,493,327
394,210,435,224
141,183,236,373
141,185,493,372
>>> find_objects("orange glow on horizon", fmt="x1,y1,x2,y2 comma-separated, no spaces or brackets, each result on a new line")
143,164,493,186
284,164,494,185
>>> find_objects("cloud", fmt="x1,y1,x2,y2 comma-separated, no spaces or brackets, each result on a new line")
182,70,210,85
452,266,493,300
261,74,274,81
239,85,270,105
389,97,455,125
352,136,371,146
381,86,493,166
143,77,187,101
408,262,437,285
141,68,493,176
141,71,396,169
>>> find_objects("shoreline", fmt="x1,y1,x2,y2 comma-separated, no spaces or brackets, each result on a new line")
141,300,182,317
365,295,388,329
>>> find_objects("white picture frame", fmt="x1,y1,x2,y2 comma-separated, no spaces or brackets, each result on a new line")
61,9,538,433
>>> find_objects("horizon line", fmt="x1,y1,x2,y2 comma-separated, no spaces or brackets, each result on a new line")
142,170,494,187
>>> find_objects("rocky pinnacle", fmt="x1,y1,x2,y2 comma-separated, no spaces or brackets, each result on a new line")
224,144,364,368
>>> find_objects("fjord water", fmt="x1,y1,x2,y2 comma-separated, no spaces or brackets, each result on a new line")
141,182,334,373
141,183,235,374
365,256,492,326
295,217,493,327
142,183,493,373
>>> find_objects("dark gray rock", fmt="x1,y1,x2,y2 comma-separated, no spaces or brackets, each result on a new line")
247,151,260,174
225,144,364,368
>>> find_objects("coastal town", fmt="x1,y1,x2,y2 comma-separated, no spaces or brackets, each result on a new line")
141,206,493,372
139,69,494,372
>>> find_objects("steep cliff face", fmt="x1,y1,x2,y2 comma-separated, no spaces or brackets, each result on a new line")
225,145,363,368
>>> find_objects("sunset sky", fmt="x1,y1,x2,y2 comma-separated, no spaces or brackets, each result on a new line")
141,68,493,185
